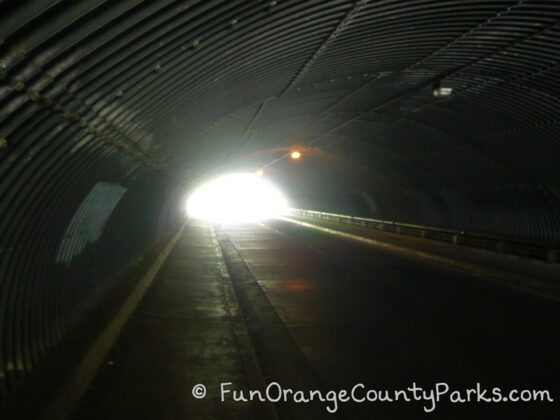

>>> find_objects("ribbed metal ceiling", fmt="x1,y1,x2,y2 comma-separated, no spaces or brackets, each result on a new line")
1,0,560,395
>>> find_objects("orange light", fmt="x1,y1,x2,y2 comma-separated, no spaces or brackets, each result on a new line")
290,151,301,159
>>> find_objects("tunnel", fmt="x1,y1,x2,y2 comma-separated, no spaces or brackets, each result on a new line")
1,1,560,418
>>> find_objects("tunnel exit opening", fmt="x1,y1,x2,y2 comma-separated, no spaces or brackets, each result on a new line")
186,173,289,223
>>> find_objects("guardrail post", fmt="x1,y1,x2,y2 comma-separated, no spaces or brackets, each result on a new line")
420,230,426,239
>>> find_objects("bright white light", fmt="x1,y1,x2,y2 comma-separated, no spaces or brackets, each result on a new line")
433,86,453,97
186,173,289,223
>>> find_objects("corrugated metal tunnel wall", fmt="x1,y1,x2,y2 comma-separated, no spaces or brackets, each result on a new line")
1,0,560,394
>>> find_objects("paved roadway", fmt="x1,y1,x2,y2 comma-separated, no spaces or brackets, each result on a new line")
75,219,560,419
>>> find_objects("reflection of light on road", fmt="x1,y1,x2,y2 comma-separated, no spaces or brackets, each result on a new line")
258,221,287,237
284,279,314,292
186,173,288,223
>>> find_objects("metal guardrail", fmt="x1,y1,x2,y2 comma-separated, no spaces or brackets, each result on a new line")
288,209,559,263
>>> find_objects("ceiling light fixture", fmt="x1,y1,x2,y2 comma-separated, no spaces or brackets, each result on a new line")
433,79,453,98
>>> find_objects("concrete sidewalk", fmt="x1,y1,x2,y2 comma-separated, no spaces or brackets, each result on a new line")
285,216,560,301
72,220,269,420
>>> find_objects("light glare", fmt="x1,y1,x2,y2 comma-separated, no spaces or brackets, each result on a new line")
186,173,288,223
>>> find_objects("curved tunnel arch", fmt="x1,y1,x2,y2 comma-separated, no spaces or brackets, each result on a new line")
1,0,560,396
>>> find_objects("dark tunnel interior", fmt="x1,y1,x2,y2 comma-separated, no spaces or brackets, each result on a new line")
1,1,560,419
